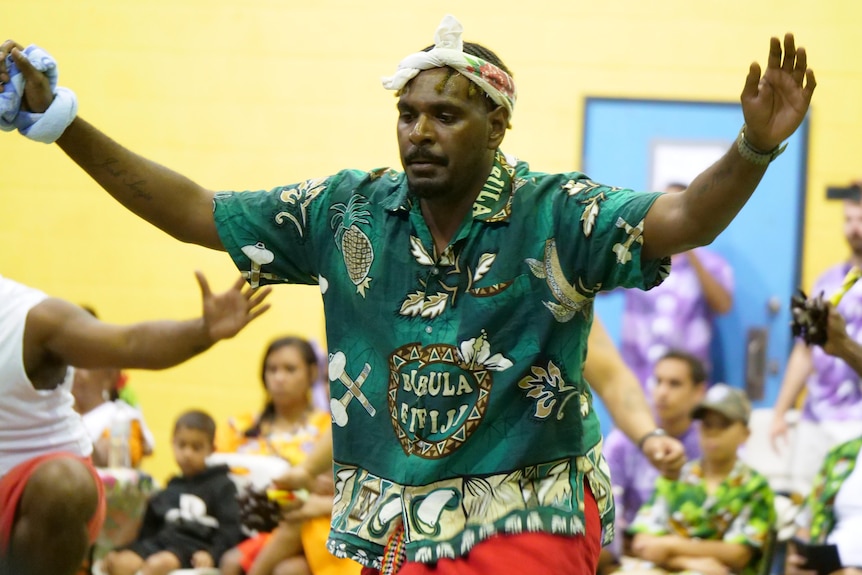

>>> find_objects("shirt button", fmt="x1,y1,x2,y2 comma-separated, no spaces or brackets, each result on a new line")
425,326,433,334
431,268,439,276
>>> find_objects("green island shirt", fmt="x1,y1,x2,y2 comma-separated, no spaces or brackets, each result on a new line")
799,434,862,544
628,459,775,575
213,151,668,567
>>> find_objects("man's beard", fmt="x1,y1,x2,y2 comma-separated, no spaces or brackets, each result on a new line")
407,177,449,199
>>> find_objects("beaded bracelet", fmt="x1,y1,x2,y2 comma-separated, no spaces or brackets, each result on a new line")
737,124,788,166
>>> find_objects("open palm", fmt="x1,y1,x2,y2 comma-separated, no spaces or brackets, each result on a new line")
741,33,816,151
198,272,272,342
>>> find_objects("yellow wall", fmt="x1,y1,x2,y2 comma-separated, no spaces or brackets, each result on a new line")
2,1,860,480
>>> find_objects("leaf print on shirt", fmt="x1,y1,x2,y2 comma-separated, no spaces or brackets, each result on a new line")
560,179,618,237
399,239,513,319
331,195,375,297
275,177,328,237
579,193,605,238
517,360,578,420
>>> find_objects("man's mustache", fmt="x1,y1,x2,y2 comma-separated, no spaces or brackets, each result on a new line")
405,148,448,165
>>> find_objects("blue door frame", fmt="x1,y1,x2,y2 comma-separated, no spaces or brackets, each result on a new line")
582,97,809,435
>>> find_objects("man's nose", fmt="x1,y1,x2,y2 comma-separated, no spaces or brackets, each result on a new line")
409,115,434,145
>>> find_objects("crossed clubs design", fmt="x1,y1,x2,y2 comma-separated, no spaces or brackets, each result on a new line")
329,351,375,427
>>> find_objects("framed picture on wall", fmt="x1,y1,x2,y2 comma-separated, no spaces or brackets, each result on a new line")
649,139,729,192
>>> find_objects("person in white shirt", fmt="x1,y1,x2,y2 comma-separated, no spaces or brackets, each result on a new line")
72,364,156,468
0,272,270,575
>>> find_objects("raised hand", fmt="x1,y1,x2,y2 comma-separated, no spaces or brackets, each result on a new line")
740,33,816,151
0,40,54,113
197,271,272,342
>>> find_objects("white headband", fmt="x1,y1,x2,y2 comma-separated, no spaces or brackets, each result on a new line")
381,14,516,117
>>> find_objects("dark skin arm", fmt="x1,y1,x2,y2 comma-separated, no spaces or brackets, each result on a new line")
22,272,271,390
642,34,815,260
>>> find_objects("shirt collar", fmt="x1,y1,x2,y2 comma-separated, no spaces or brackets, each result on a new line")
383,150,523,223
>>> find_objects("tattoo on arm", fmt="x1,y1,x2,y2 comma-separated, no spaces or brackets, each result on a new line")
98,157,151,200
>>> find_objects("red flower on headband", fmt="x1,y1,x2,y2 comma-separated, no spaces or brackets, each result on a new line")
478,63,514,98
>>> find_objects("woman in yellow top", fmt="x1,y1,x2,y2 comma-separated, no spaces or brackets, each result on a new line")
219,336,359,575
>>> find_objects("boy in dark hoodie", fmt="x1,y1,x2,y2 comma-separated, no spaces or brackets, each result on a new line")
102,410,244,575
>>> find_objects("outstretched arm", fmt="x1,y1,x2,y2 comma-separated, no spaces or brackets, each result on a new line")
585,317,686,477
643,34,816,260
0,42,223,249
23,272,271,380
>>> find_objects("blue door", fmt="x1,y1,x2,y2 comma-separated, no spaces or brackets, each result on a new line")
583,98,809,435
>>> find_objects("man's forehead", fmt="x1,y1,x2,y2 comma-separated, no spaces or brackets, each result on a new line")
400,67,473,99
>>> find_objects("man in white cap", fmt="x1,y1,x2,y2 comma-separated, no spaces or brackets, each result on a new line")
0,14,813,575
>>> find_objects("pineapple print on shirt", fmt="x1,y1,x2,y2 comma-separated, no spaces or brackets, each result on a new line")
331,195,375,297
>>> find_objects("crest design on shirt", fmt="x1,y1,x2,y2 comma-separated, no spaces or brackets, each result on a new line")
526,239,599,322
400,243,513,319
331,195,375,296
517,360,584,420
388,331,512,459
275,177,328,237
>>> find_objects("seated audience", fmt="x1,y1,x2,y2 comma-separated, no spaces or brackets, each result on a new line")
218,336,358,575
602,350,707,563
72,364,155,468
102,410,243,574
626,384,774,575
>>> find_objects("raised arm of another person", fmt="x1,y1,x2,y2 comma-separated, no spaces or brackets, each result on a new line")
24,272,270,385
585,317,685,477
822,305,862,376
770,340,814,451
642,34,815,260
687,251,733,314
0,41,222,249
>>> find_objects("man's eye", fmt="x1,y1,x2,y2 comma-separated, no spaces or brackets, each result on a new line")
438,114,455,123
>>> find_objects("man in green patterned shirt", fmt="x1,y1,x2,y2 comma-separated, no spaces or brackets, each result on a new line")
2,12,814,575
628,384,775,575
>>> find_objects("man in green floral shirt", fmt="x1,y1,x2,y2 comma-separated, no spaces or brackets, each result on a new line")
2,11,813,575
628,384,775,575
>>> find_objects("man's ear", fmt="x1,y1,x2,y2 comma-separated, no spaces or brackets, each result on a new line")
487,106,509,149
